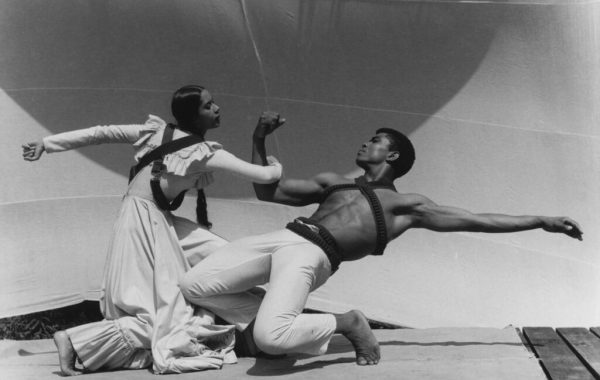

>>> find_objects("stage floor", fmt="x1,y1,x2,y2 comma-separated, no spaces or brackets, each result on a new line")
1,327,545,380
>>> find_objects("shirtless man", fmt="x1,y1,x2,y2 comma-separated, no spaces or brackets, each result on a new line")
179,112,583,366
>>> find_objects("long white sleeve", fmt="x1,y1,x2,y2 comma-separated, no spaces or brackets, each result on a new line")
203,149,282,184
42,115,164,153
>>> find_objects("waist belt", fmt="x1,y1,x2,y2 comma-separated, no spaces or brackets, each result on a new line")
286,217,342,274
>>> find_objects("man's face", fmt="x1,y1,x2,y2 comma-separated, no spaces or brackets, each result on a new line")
356,133,394,166
197,90,221,130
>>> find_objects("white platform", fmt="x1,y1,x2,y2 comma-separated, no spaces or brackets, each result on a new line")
0,327,545,380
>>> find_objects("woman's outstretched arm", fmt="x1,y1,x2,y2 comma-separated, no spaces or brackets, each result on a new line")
22,116,164,161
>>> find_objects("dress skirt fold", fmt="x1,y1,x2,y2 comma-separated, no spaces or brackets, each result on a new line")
67,195,236,373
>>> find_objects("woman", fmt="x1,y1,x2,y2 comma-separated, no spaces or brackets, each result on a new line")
21,85,284,375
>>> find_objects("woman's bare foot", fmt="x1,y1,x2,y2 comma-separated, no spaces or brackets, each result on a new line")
53,331,82,376
335,310,380,365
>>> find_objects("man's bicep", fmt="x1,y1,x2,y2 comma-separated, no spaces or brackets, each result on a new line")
402,194,449,226
411,199,478,231
274,171,344,205
274,177,325,205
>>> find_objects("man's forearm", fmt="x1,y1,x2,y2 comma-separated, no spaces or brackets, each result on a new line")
251,136,278,201
252,136,268,166
415,198,582,240
420,204,546,233
463,213,581,240
471,214,545,233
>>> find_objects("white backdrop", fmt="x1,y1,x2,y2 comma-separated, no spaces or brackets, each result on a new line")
1,0,598,327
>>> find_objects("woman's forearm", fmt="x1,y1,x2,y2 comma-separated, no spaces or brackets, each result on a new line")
43,124,149,153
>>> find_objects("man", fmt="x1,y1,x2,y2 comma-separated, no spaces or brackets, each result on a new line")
179,112,583,366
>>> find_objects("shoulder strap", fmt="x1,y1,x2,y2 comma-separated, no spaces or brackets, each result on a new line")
321,183,357,200
128,124,202,212
128,124,204,182
320,176,392,256
354,176,389,256
321,176,397,201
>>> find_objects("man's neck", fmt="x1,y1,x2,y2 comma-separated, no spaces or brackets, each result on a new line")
361,169,395,184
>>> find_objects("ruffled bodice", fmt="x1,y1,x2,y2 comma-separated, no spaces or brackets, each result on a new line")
132,116,222,189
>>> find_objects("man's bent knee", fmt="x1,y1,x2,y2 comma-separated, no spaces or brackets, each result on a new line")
253,321,292,355
253,333,286,355
178,273,211,302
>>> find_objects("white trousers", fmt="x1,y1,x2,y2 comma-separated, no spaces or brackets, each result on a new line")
180,229,337,356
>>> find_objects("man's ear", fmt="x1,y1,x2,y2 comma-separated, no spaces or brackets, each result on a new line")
387,151,400,162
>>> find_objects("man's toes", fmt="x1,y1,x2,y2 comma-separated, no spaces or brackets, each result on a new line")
357,356,367,365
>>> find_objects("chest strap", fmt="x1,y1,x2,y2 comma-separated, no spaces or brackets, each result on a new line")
321,176,395,256
128,124,203,182
354,177,388,256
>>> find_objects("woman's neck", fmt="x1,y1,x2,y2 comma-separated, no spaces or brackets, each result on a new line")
175,123,206,139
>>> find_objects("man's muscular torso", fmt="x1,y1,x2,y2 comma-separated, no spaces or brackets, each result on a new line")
308,179,415,261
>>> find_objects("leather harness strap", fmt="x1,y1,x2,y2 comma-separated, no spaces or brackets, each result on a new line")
286,217,343,273
320,176,396,256
353,176,388,256
129,124,203,211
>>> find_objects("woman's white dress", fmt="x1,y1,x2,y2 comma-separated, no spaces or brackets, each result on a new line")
43,115,277,373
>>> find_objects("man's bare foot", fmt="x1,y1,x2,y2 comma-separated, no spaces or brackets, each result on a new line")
335,310,380,365
53,331,82,376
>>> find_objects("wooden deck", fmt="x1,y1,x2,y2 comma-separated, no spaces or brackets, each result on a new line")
522,327,600,380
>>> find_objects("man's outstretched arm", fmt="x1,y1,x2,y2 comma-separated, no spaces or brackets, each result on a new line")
407,194,583,240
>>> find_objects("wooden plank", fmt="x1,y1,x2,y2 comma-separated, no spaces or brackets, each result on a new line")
522,327,594,380
557,328,600,378
590,328,600,340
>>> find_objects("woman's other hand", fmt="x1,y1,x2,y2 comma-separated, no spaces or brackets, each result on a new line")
22,140,45,161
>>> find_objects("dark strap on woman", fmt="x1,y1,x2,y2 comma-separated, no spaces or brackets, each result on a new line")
128,125,203,182
128,124,201,212
150,125,184,211
150,179,186,211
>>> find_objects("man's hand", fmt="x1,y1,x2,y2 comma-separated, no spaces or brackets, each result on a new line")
22,141,45,161
254,111,286,139
542,217,583,240
266,155,280,165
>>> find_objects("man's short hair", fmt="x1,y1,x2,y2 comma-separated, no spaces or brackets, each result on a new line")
376,128,415,178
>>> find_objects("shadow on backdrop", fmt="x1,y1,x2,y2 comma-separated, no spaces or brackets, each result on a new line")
1,0,503,197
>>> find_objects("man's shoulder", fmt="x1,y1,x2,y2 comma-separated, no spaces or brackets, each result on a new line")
387,192,432,210
312,172,352,187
